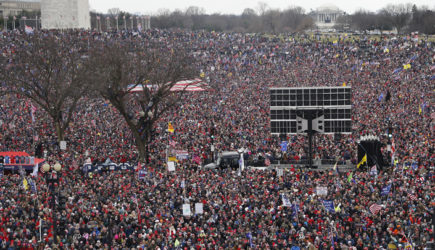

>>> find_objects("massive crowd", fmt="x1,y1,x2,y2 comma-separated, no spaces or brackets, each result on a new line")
0,29,433,249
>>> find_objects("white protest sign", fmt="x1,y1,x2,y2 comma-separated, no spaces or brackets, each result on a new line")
195,203,203,214
60,141,67,150
316,186,328,196
168,161,175,172
182,203,191,216
277,168,283,177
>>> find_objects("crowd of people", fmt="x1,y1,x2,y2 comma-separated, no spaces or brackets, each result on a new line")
0,28,433,249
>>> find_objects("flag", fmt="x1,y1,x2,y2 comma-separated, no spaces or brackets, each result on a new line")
281,194,291,207
322,200,335,213
193,155,201,164
329,229,335,249
334,203,341,212
403,64,411,70
342,82,346,86
169,140,176,147
29,179,37,193
369,203,383,214
246,233,253,248
25,25,34,34
381,184,391,195
357,154,367,168
333,161,338,174
378,93,384,102
280,141,288,152
408,193,417,201
347,172,353,183
30,104,37,123
23,178,29,190
291,203,299,216
31,163,38,177
393,68,402,74
418,105,422,115
168,122,174,133
370,165,377,176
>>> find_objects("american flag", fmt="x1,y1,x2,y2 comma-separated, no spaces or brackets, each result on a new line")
131,194,138,205
169,140,177,147
369,204,383,214
408,193,417,201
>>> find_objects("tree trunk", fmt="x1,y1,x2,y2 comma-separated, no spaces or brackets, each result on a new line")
131,129,146,162
55,121,65,143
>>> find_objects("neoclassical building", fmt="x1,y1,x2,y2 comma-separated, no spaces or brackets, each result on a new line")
0,0,40,18
309,4,345,30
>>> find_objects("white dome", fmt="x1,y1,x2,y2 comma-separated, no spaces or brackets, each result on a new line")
316,3,341,13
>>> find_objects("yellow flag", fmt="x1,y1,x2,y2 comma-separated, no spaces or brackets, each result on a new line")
418,105,422,115
357,154,367,168
342,82,346,87
200,72,205,78
168,122,174,133
168,156,177,162
23,178,28,190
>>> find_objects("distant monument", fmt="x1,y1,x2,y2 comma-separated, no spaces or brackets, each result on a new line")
41,0,90,29
309,4,345,30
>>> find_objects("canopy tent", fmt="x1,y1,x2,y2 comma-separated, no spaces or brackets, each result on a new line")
0,151,45,171
128,79,208,93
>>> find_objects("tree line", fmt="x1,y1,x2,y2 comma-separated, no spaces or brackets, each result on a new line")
335,4,435,34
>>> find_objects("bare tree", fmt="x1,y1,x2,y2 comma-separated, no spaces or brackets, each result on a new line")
0,33,89,143
381,3,413,34
86,41,198,162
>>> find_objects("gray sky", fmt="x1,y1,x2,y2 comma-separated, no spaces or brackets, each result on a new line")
89,0,435,15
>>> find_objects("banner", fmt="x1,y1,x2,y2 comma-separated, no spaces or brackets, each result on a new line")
176,150,189,160
195,203,203,214
281,194,291,207
168,161,175,172
316,186,328,196
138,169,146,180
323,200,335,213
182,204,191,216
82,163,133,172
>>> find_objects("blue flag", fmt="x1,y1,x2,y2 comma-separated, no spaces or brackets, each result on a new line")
378,93,384,102
291,203,299,216
323,200,335,213
280,141,288,152
246,233,253,247
381,184,391,195
393,68,402,74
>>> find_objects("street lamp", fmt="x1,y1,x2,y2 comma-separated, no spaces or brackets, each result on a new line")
42,162,62,244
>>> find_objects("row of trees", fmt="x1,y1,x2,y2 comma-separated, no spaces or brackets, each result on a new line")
151,5,314,33
336,4,435,34
0,34,197,161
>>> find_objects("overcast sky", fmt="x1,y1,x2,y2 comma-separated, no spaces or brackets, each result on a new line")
89,0,435,15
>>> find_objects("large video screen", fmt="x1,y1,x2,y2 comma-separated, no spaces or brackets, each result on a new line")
270,87,352,134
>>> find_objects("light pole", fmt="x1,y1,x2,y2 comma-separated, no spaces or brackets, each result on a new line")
237,147,247,176
42,162,62,244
